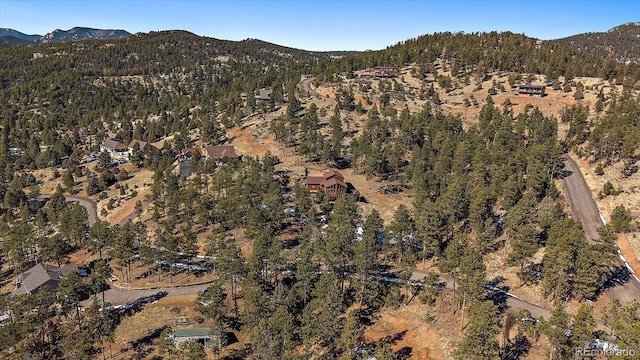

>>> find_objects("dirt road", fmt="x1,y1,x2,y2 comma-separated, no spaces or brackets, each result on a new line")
562,156,604,240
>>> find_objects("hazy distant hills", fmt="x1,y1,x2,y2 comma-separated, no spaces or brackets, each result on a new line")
0,27,131,45
0,28,40,43
550,22,640,62
3,23,640,63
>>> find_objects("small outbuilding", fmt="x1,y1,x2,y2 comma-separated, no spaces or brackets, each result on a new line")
174,328,214,348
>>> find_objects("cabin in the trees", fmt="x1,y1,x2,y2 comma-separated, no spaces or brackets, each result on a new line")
518,84,546,97
255,88,272,101
128,139,157,154
374,67,397,78
305,170,349,198
355,67,398,79
14,263,78,295
100,137,129,160
203,145,240,160
173,328,217,349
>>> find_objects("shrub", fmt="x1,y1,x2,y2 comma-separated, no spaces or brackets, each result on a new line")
602,181,614,196
594,163,604,176
611,205,635,233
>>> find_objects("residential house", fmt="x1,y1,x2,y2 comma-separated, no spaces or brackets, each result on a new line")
255,88,272,101
128,139,158,158
203,145,240,160
305,170,348,198
14,263,78,295
100,137,129,160
373,67,397,78
180,147,198,161
518,84,546,97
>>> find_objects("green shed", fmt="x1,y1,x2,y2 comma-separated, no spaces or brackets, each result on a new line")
174,327,213,348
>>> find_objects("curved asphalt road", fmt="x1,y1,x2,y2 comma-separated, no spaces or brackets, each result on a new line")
40,194,99,226
300,77,318,97
563,155,640,303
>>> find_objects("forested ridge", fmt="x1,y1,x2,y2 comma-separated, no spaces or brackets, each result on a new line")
315,30,640,84
551,22,640,64
1,28,640,359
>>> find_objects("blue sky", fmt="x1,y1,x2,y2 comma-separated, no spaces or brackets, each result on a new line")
1,0,638,51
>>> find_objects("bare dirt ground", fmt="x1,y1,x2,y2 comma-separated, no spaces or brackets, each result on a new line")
113,294,204,358
229,99,412,223
365,303,446,360
99,166,154,225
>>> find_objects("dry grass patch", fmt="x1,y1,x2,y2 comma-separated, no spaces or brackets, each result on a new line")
366,303,446,360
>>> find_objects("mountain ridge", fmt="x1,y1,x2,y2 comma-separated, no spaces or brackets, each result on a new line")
3,23,640,62
550,22,640,62
0,27,131,45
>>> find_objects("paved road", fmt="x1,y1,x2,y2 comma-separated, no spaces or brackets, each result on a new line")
179,160,191,178
299,77,317,97
45,193,149,227
81,283,211,307
410,271,550,319
562,155,640,303
562,156,604,240
40,194,99,226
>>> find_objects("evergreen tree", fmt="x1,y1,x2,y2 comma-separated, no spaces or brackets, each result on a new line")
454,300,502,360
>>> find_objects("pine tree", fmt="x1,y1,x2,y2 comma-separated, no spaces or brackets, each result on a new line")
322,195,360,292
541,304,572,360
329,106,343,162
354,209,382,309
454,300,502,360
572,303,596,347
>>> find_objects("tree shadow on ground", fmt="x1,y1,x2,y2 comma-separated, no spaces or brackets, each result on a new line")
603,265,631,289
502,334,532,360
376,329,408,347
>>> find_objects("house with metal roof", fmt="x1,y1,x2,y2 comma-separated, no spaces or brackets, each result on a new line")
173,328,216,348
518,84,546,97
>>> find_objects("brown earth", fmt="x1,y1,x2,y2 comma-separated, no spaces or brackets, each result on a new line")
112,294,212,359
99,166,154,225
229,105,412,223
365,305,444,360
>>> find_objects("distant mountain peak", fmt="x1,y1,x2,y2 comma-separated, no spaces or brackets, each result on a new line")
40,27,131,43
0,27,131,45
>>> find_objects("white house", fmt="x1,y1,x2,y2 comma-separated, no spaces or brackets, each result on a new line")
100,137,129,160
